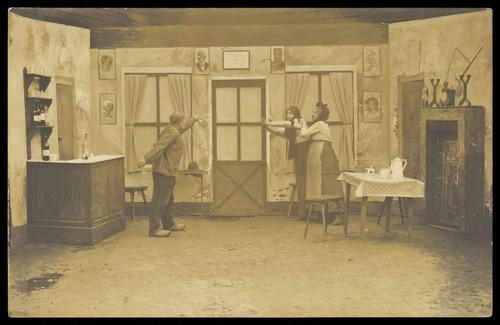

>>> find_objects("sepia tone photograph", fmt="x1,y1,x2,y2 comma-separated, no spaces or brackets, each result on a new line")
7,8,493,318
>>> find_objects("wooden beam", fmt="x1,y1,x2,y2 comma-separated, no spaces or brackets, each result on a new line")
91,24,388,48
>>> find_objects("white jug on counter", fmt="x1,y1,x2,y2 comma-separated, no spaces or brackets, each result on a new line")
389,157,407,179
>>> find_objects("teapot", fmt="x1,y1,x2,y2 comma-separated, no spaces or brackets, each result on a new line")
389,157,407,179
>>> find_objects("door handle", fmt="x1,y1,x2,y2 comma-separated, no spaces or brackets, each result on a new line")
58,137,63,141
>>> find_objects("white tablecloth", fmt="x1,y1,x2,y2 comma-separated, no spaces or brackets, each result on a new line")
337,172,425,198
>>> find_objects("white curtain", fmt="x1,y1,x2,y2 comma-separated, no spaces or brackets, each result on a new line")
125,74,148,173
284,73,311,172
167,74,192,170
329,72,356,171
286,73,310,109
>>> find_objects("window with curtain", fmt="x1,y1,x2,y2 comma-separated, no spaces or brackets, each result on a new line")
286,71,356,171
126,73,192,172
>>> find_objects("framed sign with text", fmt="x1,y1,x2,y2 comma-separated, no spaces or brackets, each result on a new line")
223,51,250,70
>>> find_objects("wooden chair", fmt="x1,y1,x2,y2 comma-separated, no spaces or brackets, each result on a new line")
124,185,148,221
287,182,297,217
304,195,344,239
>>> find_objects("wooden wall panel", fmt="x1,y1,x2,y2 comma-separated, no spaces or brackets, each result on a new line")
91,24,388,48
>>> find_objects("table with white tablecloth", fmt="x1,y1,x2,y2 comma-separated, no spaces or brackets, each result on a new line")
337,172,425,241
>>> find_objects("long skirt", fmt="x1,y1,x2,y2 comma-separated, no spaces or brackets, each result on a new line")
305,140,343,198
293,141,310,217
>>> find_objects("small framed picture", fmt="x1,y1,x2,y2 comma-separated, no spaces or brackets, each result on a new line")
363,46,380,77
100,93,116,125
362,92,382,123
98,49,116,80
270,46,285,74
195,48,210,74
223,51,250,70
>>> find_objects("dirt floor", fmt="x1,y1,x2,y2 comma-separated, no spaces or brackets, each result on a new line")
7,212,493,318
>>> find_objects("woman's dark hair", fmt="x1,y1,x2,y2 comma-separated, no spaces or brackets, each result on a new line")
313,102,330,122
285,106,301,124
284,106,301,160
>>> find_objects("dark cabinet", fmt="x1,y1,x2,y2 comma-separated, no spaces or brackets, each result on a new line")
23,67,53,160
420,107,485,234
27,156,126,245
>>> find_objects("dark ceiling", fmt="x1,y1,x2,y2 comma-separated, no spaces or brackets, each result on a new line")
9,8,486,29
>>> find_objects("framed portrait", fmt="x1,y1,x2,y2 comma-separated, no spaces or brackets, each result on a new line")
270,46,285,74
195,48,210,74
98,49,116,80
362,92,382,123
363,46,380,77
99,93,116,125
223,51,250,70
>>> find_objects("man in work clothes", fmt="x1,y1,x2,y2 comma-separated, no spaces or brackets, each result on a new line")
137,112,197,237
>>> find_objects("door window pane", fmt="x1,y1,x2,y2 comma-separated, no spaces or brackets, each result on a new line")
240,126,262,161
216,126,238,160
240,87,262,122
215,88,237,122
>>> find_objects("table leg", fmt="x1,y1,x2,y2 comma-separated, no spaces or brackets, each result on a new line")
377,197,390,224
321,201,327,239
130,191,135,221
398,197,405,225
199,175,204,218
304,202,313,239
360,196,368,237
343,184,351,237
140,190,149,216
384,196,393,232
406,198,413,242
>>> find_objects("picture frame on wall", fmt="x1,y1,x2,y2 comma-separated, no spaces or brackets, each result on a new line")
99,93,117,125
363,46,380,77
98,49,116,80
270,46,285,74
195,48,210,74
223,51,250,70
362,92,382,123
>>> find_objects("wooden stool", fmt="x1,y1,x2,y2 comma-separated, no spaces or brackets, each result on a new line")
287,183,297,217
304,195,344,239
125,185,148,221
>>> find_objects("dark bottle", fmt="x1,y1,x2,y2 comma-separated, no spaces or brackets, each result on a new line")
39,105,46,126
81,133,89,160
41,134,50,161
32,106,40,126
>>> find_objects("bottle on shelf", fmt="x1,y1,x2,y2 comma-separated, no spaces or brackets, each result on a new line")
32,105,40,126
41,134,50,161
39,105,46,126
82,133,90,160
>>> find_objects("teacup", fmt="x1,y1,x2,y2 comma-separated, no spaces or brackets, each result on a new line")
379,168,390,178
365,166,375,175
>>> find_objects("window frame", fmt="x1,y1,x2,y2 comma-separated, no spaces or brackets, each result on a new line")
121,66,193,159
285,65,358,164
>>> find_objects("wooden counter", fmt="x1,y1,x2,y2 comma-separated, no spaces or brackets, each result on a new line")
27,155,126,245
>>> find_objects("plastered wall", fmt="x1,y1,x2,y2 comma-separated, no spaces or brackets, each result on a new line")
90,45,391,202
8,13,90,231
388,10,493,208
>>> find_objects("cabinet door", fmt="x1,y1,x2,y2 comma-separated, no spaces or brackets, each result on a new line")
29,165,88,223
